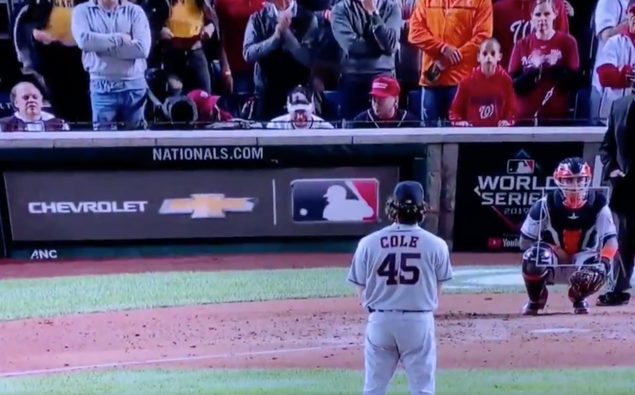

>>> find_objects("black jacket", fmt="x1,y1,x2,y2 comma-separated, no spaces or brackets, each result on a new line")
349,108,421,128
243,3,317,94
599,94,635,214
13,0,87,75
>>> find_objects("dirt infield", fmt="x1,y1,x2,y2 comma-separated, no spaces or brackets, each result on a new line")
0,252,634,377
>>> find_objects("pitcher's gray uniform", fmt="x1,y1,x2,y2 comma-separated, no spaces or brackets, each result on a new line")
347,181,453,395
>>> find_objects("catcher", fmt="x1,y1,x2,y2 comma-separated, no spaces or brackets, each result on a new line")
519,157,618,315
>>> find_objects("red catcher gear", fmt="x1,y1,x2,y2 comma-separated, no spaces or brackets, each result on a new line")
553,157,592,209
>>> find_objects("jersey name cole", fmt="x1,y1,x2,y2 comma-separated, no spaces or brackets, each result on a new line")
380,234,420,249
520,191,612,255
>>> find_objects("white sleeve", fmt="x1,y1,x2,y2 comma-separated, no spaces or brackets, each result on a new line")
347,239,368,286
595,0,622,36
520,200,549,240
595,35,622,68
596,205,618,240
435,240,453,283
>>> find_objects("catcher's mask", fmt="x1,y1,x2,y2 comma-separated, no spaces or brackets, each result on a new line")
386,181,427,225
553,157,591,210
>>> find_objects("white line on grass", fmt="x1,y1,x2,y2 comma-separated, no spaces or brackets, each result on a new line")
0,343,357,378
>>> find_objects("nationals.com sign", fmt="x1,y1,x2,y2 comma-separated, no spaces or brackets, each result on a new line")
453,142,584,252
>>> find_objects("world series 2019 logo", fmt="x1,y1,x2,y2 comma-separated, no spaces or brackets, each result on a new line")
473,149,557,232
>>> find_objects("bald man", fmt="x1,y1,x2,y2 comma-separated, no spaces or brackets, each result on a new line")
0,82,69,132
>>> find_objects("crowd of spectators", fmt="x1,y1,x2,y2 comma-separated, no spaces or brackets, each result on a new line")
1,0,630,131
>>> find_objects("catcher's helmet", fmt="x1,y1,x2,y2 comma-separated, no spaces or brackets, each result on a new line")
553,157,592,209
385,181,426,225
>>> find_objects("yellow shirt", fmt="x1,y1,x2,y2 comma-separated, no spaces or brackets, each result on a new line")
45,0,75,44
168,0,204,38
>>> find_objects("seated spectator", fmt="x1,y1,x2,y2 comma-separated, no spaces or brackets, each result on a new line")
266,86,334,129
409,0,492,126
493,0,569,70
509,0,579,125
156,0,219,94
13,0,91,124
591,0,632,120
71,0,152,130
450,38,517,127
0,82,69,132
187,89,233,124
214,0,263,95
350,76,420,128
593,0,635,121
331,0,401,120
243,0,318,121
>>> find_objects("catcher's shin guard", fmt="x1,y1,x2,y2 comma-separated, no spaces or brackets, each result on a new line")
521,246,554,315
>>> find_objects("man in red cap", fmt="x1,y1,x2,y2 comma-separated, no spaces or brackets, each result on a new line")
186,89,233,125
350,76,420,128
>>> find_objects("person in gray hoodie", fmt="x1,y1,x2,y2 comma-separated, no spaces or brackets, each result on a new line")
71,0,152,130
331,0,401,120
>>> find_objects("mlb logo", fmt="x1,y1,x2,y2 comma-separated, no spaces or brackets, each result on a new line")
291,178,379,223
487,237,503,250
507,159,535,174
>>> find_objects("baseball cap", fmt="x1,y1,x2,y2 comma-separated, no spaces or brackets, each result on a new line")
370,76,400,98
186,89,221,118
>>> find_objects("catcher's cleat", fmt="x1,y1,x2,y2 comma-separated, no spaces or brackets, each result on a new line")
596,292,631,306
522,287,549,315
573,299,589,315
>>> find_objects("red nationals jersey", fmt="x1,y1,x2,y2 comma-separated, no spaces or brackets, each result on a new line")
493,0,569,69
449,65,518,126
508,31,579,122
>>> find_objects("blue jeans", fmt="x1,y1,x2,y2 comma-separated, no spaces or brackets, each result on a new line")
421,85,457,127
91,83,147,131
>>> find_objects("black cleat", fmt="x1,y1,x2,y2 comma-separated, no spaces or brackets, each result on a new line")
596,292,631,307
573,300,589,314
521,287,549,315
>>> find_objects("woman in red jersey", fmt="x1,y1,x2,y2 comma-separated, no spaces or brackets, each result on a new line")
450,38,518,127
508,0,579,125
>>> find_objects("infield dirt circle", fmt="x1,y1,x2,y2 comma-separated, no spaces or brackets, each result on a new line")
1,253,634,377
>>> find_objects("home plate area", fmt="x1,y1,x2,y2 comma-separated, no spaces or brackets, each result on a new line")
1,292,634,377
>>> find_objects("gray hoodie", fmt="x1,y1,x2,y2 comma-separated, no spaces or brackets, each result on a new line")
330,0,401,75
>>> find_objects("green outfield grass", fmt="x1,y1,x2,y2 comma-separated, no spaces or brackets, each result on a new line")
1,368,634,395
0,266,534,321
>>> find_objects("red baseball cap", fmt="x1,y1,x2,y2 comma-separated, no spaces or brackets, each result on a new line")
187,89,221,119
370,76,400,98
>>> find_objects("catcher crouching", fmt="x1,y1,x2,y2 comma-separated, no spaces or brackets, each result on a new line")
518,157,618,315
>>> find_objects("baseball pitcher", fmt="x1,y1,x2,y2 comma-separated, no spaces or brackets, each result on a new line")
519,157,618,315
347,181,453,395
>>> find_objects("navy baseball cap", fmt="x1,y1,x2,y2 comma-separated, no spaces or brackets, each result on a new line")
392,181,424,205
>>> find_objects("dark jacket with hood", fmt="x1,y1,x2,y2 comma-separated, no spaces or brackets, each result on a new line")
243,2,317,94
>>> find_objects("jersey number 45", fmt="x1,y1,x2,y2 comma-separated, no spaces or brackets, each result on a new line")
377,253,421,285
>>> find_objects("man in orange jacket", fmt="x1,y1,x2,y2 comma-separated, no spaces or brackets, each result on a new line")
408,0,493,126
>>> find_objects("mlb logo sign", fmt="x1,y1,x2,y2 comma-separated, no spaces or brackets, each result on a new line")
507,159,535,174
291,178,379,223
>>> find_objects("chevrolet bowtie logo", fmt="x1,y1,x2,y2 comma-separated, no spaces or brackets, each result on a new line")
159,194,257,219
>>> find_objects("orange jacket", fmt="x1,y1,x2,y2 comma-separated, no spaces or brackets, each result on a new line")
408,0,493,87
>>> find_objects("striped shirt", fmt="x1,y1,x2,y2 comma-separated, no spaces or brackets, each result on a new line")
71,0,151,83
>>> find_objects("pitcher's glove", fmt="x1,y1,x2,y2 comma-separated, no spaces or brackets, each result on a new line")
569,258,610,300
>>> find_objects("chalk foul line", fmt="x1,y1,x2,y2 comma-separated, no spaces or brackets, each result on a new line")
0,343,358,378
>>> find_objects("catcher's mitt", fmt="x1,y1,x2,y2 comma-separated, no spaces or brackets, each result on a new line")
569,263,609,300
